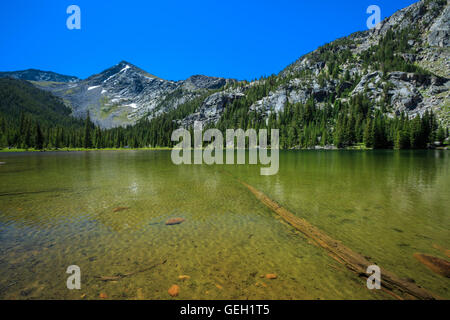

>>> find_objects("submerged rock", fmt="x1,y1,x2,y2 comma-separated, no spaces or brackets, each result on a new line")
168,284,180,297
413,253,450,277
166,218,185,225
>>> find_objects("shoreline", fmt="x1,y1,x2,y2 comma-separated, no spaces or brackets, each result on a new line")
0,146,448,153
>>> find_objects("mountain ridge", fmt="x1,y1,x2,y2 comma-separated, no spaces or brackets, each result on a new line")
27,60,235,128
0,69,79,83
0,0,448,151
23,0,448,130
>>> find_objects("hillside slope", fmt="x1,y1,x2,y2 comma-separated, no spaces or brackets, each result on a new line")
0,78,82,127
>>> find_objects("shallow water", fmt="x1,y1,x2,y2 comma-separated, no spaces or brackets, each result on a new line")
0,150,448,300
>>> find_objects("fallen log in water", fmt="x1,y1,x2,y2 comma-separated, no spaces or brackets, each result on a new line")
0,188,71,197
237,179,439,300
414,253,450,278
96,259,167,282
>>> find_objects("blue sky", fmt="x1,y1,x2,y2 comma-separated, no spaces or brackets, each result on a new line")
0,0,418,81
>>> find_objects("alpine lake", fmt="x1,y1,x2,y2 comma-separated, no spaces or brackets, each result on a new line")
0,150,448,300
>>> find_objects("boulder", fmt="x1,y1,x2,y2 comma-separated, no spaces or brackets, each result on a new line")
168,284,180,297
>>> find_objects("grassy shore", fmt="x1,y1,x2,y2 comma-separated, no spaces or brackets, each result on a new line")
1,144,447,152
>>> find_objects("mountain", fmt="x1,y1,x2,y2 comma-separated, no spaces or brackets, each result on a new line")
15,0,449,132
178,0,449,129
32,61,235,128
0,69,79,83
0,0,448,150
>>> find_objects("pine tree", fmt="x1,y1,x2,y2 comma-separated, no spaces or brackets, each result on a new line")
35,123,44,150
395,126,410,149
436,127,445,144
83,111,92,149
363,118,373,148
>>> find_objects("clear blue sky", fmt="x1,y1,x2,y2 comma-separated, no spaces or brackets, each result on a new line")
0,0,418,81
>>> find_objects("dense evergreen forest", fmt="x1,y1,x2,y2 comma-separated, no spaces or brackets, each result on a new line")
0,80,447,151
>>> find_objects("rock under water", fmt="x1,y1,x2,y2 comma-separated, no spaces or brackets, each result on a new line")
165,218,185,225
168,284,180,297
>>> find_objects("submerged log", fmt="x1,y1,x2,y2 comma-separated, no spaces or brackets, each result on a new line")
238,179,439,300
0,188,70,197
414,253,450,278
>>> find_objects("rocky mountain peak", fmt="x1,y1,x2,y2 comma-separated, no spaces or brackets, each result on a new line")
85,61,160,86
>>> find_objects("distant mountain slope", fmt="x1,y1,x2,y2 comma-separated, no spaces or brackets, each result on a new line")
32,61,234,128
0,78,82,128
0,69,79,83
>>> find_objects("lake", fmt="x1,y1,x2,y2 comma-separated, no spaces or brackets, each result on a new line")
0,150,448,299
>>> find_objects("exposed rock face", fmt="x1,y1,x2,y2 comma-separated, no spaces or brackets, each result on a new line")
33,61,233,128
181,75,231,91
428,4,450,47
349,70,449,120
250,88,288,114
180,90,244,127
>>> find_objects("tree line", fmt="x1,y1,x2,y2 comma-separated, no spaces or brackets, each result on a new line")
1,95,447,151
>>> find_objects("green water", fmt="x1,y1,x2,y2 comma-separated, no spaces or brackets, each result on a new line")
0,150,448,300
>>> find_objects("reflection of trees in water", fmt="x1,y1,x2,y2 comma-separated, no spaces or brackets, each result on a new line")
244,150,448,233
389,150,443,190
